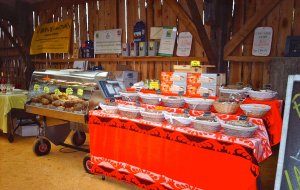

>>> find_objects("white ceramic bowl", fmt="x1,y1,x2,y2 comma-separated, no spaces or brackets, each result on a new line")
248,90,277,100
184,98,214,111
240,104,271,117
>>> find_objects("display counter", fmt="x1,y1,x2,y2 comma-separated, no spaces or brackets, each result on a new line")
87,110,272,190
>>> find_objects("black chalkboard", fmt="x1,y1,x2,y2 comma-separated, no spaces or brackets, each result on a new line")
275,75,300,190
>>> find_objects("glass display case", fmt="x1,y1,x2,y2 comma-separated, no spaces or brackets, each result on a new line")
26,69,110,123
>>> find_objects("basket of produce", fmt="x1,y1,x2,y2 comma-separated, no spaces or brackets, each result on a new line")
138,93,161,105
140,109,165,122
213,100,240,114
118,105,141,119
119,91,139,102
191,115,221,132
184,98,214,111
161,96,185,108
163,112,191,127
99,103,119,114
248,90,277,100
240,104,271,118
221,120,258,138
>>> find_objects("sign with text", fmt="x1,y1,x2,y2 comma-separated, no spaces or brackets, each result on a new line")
30,19,72,55
252,27,273,56
158,26,177,57
275,75,300,190
94,29,122,54
176,32,192,57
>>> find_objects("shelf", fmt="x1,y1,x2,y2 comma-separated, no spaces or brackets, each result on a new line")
31,56,209,63
224,56,278,62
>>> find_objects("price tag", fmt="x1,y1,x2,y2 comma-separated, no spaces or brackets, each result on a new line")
156,89,161,95
136,101,141,107
239,115,248,121
190,60,201,67
66,87,73,95
203,111,211,116
184,108,190,114
77,89,84,96
110,98,115,103
33,84,40,92
149,81,160,90
203,93,209,99
43,86,50,94
54,88,61,95
178,91,184,96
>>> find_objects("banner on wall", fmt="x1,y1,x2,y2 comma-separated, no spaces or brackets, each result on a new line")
30,19,72,55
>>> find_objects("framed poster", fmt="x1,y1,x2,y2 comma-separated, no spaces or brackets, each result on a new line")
274,75,300,190
94,29,122,54
158,27,177,57
176,32,193,57
252,27,273,56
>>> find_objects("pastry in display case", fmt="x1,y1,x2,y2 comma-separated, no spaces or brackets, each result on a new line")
26,69,110,123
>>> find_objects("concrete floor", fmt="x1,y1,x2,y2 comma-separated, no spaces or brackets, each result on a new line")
0,131,278,190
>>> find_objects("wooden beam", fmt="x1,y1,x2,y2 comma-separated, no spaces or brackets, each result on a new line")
186,0,217,65
224,0,282,56
225,56,274,62
163,0,202,46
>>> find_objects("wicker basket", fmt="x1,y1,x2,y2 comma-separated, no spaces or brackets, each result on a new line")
140,110,165,122
213,101,240,114
164,112,191,127
248,90,277,100
192,119,221,132
240,104,271,118
118,105,141,119
138,93,161,105
162,96,185,108
119,91,139,102
184,98,214,111
99,103,119,114
221,121,258,138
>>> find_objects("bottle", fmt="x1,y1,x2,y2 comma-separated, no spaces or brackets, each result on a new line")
85,33,94,58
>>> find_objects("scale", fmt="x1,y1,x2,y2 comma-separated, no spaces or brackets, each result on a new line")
98,80,122,99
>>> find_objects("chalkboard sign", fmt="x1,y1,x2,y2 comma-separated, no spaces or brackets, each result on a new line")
284,36,300,57
275,75,300,190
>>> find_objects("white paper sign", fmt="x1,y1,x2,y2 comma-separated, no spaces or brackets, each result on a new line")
158,27,177,56
176,32,192,56
252,27,273,56
94,29,122,54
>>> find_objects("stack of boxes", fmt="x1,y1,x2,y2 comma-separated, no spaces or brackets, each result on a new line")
160,72,187,94
160,72,226,96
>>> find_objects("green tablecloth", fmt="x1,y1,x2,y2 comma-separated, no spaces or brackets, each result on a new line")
0,92,27,133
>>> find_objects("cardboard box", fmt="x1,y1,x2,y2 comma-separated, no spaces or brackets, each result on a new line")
174,65,208,73
16,123,39,137
186,84,218,96
187,73,226,86
161,81,186,94
115,71,138,81
161,72,187,83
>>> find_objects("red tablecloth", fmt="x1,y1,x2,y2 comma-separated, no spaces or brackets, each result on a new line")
88,110,272,190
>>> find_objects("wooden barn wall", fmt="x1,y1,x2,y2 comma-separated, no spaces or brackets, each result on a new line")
31,0,207,81
0,0,298,89
229,0,297,89
0,20,26,89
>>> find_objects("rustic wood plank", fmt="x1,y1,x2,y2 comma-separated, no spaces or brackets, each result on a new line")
146,0,155,79
293,0,300,35
153,0,163,80
228,0,244,84
224,0,282,57
185,0,217,65
276,0,294,56
266,3,280,56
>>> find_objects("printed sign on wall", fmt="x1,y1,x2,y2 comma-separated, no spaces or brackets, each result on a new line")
94,29,122,54
158,27,177,57
30,19,72,55
176,32,193,57
252,27,273,56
